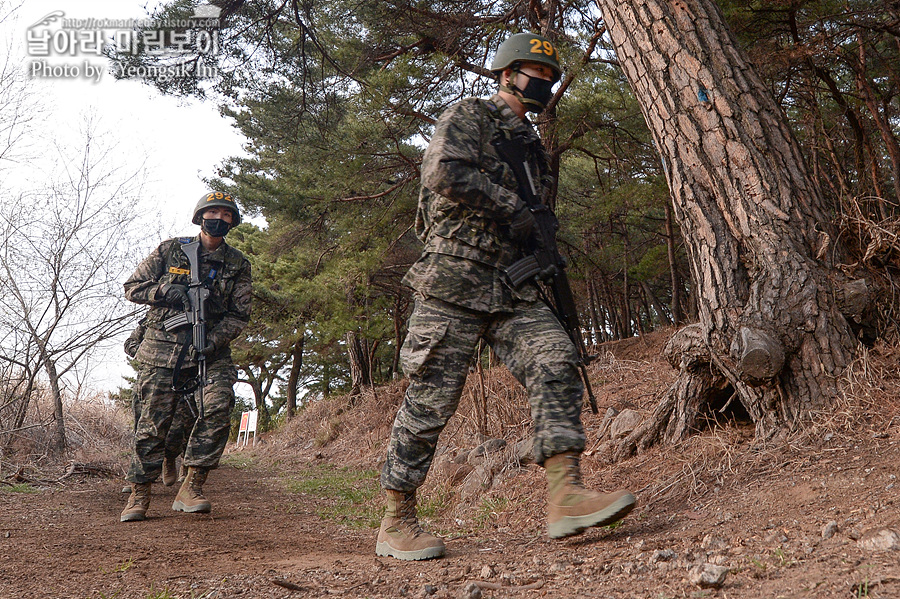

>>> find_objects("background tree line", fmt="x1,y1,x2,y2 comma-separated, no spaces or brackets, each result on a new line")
111,0,899,433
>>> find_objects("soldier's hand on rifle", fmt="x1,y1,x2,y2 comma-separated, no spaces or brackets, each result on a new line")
509,200,537,242
159,283,189,309
189,342,216,361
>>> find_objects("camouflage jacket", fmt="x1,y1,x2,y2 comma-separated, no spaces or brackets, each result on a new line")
402,94,551,312
124,236,252,369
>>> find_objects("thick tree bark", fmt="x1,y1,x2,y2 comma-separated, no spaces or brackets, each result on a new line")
595,0,856,454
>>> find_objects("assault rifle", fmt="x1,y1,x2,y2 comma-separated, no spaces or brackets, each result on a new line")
163,240,211,418
492,136,599,414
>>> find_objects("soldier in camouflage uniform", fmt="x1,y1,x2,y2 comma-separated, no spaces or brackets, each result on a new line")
376,33,636,560
120,192,251,522
121,320,196,493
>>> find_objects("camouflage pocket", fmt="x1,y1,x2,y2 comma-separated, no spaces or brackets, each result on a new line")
400,316,450,378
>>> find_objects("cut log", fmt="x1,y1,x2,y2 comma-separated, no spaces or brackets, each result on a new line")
731,327,784,386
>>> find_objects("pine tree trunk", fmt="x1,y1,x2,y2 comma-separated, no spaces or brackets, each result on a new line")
247,374,271,430
855,33,900,208
595,0,856,454
641,280,673,326
346,330,372,397
622,228,633,337
391,294,404,378
285,334,304,418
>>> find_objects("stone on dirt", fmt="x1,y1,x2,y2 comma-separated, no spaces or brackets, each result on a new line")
821,520,839,539
857,528,900,552
609,409,642,439
688,563,729,588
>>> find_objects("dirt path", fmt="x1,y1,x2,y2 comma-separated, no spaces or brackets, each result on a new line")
3,449,900,599
0,461,587,598
5,332,900,598
0,463,378,598
1,462,573,599
4,391,900,599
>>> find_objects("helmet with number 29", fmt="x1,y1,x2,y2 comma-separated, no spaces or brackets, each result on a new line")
191,191,242,226
490,32,562,83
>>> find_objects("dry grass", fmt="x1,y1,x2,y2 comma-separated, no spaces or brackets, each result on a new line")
65,392,132,467
1,389,130,482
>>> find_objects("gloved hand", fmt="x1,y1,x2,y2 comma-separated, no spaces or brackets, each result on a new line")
189,342,216,361
159,283,189,309
509,202,536,242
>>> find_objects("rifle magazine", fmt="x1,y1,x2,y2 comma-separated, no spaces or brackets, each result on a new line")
163,312,189,331
505,255,541,288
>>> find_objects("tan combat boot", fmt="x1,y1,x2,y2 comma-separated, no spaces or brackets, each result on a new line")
162,456,178,486
545,451,636,539
120,482,151,522
172,467,211,513
375,490,445,561
177,462,187,483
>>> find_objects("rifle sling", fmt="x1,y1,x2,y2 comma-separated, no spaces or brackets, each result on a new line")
170,341,199,395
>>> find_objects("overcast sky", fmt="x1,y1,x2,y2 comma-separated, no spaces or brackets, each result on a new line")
9,0,247,227
2,1,251,393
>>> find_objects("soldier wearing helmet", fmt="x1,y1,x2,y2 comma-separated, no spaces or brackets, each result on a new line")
192,191,242,234
376,33,635,561
119,191,251,523
491,31,563,114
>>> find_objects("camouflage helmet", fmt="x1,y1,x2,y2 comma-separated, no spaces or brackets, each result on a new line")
490,32,562,83
192,191,241,225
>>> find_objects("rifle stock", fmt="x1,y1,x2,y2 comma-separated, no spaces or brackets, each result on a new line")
492,136,599,414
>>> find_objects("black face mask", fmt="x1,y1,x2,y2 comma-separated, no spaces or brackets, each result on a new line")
201,218,231,238
519,75,555,112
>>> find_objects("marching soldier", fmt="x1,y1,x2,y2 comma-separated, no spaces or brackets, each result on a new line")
376,33,636,560
120,192,251,522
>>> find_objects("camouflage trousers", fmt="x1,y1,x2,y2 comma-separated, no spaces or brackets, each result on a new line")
165,397,197,461
127,360,237,484
381,295,585,493
131,386,196,462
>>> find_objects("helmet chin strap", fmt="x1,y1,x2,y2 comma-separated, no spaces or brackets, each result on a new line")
500,65,550,112
499,65,525,98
